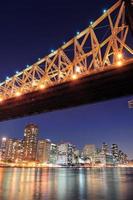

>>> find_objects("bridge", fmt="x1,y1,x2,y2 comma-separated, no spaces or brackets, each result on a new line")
0,0,133,121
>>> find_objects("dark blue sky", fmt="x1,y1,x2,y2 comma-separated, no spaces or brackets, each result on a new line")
0,0,133,158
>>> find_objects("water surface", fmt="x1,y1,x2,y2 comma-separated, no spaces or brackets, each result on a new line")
0,167,133,200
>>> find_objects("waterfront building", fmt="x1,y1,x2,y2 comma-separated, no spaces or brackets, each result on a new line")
5,139,23,162
73,149,80,165
111,144,119,163
118,150,128,164
57,142,75,166
82,144,96,163
49,143,57,164
5,139,16,162
36,139,51,163
23,123,39,161
83,144,96,158
0,137,8,161
102,142,109,155
13,140,24,162
94,151,114,166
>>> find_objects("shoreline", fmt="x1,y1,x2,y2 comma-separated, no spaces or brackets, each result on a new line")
0,165,133,169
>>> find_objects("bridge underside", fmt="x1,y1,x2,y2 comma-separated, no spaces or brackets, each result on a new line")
0,62,133,121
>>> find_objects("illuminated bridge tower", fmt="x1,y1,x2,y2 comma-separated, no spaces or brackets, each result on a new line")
23,124,39,161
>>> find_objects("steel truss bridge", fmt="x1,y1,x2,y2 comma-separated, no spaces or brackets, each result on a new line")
0,0,133,121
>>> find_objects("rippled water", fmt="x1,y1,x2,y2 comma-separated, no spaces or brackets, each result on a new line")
0,167,133,200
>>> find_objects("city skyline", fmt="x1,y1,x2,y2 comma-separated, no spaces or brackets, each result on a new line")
1,104,132,159
0,0,132,160
0,123,128,166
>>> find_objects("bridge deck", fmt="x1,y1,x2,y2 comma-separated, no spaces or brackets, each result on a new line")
0,60,133,121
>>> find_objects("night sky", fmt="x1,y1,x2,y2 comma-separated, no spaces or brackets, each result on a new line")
0,0,133,158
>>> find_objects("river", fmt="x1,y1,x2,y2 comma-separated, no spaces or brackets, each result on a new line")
0,167,133,200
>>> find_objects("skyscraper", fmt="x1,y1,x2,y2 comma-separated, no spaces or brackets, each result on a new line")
36,139,51,163
57,142,75,166
111,144,119,162
23,124,39,161
0,137,8,161
102,142,109,155
83,144,96,158
5,139,23,162
49,143,57,164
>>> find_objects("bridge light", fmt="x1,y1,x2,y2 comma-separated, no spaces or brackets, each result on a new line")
72,74,78,80
77,31,80,35
90,21,93,25
38,58,41,61
63,41,66,45
103,9,107,13
75,66,81,73
16,71,19,74
6,76,9,80
0,98,3,102
51,49,54,53
117,53,123,60
15,91,21,97
116,60,123,67
26,65,29,68
32,81,37,87
39,84,46,90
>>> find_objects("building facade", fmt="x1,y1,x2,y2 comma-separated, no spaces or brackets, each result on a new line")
23,124,39,161
36,139,51,163
57,143,75,166
49,143,57,164
0,137,8,161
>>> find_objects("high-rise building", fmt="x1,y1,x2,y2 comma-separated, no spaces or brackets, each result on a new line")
5,139,15,162
82,144,96,160
102,142,109,155
36,139,51,163
0,137,8,161
49,143,57,164
118,150,128,164
111,144,119,162
5,139,23,162
94,151,114,166
15,140,24,162
73,148,80,165
23,124,39,161
57,142,75,166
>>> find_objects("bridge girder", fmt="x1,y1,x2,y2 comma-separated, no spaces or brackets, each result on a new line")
0,0,132,103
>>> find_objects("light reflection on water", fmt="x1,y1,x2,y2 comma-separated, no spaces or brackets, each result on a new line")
0,167,133,200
